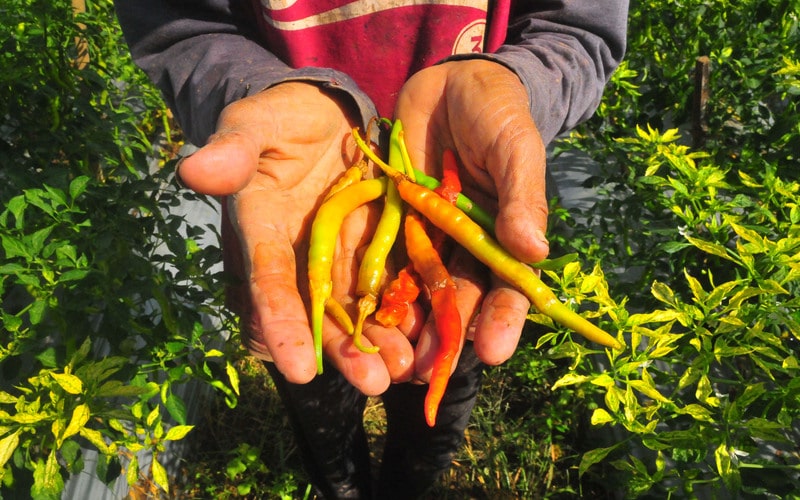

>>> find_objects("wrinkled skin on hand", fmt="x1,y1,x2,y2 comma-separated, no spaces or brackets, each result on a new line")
177,82,414,396
394,59,550,381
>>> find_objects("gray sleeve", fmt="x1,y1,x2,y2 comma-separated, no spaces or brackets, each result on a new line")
113,0,377,146
452,0,629,145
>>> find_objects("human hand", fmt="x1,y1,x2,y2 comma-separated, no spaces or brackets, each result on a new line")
394,59,550,377
177,82,415,395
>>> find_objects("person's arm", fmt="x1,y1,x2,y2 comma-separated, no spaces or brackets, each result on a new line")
451,0,629,145
113,0,377,146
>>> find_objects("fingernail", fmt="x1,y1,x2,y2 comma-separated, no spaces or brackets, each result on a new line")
173,154,192,188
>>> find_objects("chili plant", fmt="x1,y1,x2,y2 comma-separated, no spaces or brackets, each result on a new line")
1,0,237,497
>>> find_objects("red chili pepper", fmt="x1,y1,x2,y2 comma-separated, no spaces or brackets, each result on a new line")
375,266,421,328
434,149,462,205
404,210,463,427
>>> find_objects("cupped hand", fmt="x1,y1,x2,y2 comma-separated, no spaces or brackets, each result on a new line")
394,59,550,377
178,82,414,395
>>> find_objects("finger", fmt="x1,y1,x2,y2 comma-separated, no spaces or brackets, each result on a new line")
249,240,319,384
487,119,551,264
322,318,391,396
362,321,416,383
470,276,531,366
177,131,260,195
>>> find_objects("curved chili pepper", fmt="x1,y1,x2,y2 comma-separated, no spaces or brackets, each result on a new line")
379,167,624,351
350,121,407,352
325,159,367,201
404,210,463,427
308,177,389,373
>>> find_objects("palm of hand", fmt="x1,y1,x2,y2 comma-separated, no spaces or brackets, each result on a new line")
394,60,550,372
180,83,414,395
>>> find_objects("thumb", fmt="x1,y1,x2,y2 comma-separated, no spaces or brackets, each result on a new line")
177,132,261,196
490,124,551,264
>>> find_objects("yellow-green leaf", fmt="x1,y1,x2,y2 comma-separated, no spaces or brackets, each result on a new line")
628,379,671,403
146,406,159,427
80,427,115,455
126,454,139,486
164,425,194,442
60,403,91,446
590,408,614,426
225,362,241,396
0,429,21,469
679,403,714,422
51,372,83,395
151,456,169,493
552,373,591,390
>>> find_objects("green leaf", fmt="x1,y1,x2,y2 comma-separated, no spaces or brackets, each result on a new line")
31,450,64,500
730,383,765,417
579,444,620,477
28,299,47,325
95,381,148,398
745,417,788,442
2,234,31,259
50,372,83,395
530,253,578,271
164,393,187,426
69,176,91,201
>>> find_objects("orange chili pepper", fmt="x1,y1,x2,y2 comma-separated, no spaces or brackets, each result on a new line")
383,168,624,351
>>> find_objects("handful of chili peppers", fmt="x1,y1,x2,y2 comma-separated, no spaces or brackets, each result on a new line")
307,119,624,427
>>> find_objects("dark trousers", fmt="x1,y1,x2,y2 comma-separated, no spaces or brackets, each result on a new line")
264,343,485,499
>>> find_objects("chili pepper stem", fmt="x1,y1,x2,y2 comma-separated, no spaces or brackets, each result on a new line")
352,295,380,354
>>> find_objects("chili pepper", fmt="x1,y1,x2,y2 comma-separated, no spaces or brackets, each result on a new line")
352,127,495,234
350,120,408,353
379,167,624,351
375,266,421,327
308,177,389,373
404,210,463,427
325,159,367,201
434,148,462,204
